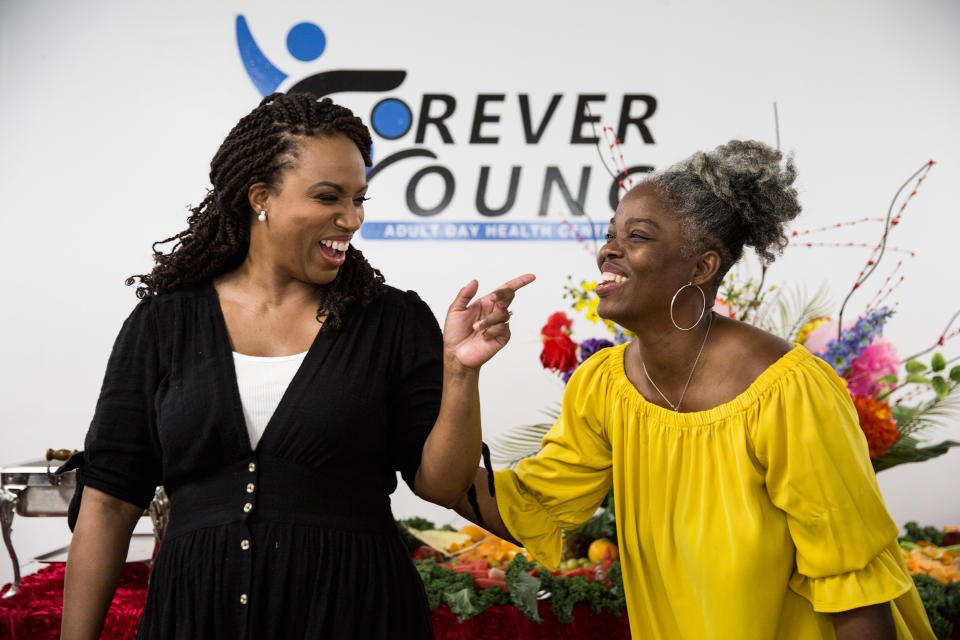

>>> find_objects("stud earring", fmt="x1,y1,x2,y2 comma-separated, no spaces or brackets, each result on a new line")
258,210,267,222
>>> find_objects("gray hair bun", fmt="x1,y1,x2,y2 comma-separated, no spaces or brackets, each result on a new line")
654,140,801,275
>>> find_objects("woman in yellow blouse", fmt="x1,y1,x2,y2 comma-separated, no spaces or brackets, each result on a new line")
455,140,935,639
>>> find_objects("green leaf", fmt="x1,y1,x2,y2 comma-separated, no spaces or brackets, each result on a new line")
415,559,476,611
401,517,436,531
491,405,562,466
474,585,510,611
504,555,542,622
911,574,955,638
444,587,477,622
877,374,899,385
896,382,960,437
769,282,834,341
543,575,578,623
906,373,932,385
899,521,944,546
931,352,946,372
932,376,949,399
950,366,960,384
873,437,960,472
891,404,921,424
489,422,554,466
905,359,927,374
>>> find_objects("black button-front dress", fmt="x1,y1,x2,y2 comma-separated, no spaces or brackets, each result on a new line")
78,282,441,639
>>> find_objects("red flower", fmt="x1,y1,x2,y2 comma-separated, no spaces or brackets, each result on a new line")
851,396,900,460
541,312,573,337
540,334,578,372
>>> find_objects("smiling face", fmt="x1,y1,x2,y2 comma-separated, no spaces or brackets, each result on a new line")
249,134,368,285
596,183,719,331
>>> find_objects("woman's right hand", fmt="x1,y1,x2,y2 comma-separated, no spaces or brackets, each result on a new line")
442,274,536,370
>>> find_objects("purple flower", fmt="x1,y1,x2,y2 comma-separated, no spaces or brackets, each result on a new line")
579,338,614,361
818,307,894,374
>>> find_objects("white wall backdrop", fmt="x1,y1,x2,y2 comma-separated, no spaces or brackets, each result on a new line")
2,0,958,588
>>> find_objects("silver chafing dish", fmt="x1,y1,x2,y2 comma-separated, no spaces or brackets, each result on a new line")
1,450,167,598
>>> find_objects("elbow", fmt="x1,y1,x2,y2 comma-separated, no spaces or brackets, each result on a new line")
423,486,472,510
415,477,474,510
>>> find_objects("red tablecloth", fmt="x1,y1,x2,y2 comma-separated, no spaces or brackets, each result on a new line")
1,564,630,639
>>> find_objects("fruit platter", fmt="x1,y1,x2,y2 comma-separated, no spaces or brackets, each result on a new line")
397,517,628,629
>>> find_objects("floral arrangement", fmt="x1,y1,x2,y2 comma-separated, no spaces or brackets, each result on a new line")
538,280,634,383
794,304,960,469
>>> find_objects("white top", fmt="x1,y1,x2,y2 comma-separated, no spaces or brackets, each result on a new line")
232,350,308,449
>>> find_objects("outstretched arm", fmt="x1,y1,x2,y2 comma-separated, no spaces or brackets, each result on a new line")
450,466,519,544
61,487,143,640
414,274,535,507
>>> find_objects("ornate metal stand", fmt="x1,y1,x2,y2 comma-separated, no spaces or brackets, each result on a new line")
148,486,169,543
0,488,20,598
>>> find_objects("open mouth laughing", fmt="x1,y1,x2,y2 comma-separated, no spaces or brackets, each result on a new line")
596,263,630,296
317,237,350,266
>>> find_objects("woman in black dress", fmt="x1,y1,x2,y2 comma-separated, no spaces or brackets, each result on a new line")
60,93,533,639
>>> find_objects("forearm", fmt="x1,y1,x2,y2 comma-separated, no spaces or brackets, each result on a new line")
414,355,482,507
61,487,142,640
831,602,896,640
452,467,519,545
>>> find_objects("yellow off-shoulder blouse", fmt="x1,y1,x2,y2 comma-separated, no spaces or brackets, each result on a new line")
494,344,935,639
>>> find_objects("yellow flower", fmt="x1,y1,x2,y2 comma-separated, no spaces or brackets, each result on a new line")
796,317,831,344
566,279,636,338
584,297,601,324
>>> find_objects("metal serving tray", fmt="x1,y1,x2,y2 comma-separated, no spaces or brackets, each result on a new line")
1,452,167,598
1,460,77,516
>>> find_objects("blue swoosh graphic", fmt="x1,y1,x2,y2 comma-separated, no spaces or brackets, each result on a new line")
236,15,288,96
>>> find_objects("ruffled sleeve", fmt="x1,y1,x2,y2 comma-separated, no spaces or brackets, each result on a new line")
754,349,912,612
82,299,164,509
494,352,614,570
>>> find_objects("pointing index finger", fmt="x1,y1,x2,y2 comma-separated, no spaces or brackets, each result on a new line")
498,273,536,293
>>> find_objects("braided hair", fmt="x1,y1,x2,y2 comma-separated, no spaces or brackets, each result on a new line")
126,93,385,331
648,140,802,287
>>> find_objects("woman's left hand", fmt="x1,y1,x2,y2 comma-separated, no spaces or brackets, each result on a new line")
443,274,536,370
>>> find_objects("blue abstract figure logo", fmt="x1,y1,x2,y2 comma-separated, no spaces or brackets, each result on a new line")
235,15,412,140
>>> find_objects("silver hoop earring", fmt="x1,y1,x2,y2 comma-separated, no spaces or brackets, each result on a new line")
258,210,267,222
670,282,706,331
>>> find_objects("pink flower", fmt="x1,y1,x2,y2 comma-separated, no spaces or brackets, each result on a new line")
713,298,735,319
844,338,899,398
802,319,839,355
